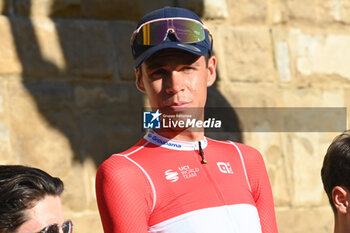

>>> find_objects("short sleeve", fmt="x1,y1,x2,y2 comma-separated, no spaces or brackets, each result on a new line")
235,143,279,233
95,156,154,233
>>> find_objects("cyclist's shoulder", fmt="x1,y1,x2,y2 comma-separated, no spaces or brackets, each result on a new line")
206,137,255,150
97,138,149,176
206,137,262,159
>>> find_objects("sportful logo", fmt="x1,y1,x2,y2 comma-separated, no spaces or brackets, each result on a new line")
217,162,234,174
165,165,200,182
165,170,179,182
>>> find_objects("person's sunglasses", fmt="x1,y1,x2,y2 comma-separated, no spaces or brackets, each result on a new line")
37,220,73,233
130,17,213,46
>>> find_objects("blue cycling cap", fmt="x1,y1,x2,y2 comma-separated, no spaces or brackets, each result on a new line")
131,6,212,68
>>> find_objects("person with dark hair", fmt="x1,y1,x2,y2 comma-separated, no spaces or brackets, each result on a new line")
96,6,278,233
0,165,73,233
321,131,350,233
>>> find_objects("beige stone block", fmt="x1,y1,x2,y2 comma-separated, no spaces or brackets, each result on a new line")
9,0,228,20
275,41,292,82
204,0,229,19
276,206,333,233
244,133,291,206
73,83,144,165
217,86,346,132
0,117,14,164
61,164,90,211
12,0,81,17
212,86,345,207
345,89,350,126
0,0,10,14
281,133,340,206
283,0,350,24
81,0,173,20
50,0,81,18
7,77,143,165
108,21,137,81
84,158,100,210
226,0,267,23
0,16,23,75
0,80,16,164
288,29,350,83
7,80,74,176
82,0,143,20
176,0,204,17
211,25,276,83
217,85,282,107
282,88,345,107
65,210,103,233
267,0,288,24
4,78,144,213
178,0,229,19
12,0,54,16
271,28,294,83
6,17,114,79
52,19,115,79
280,89,346,132
61,158,98,211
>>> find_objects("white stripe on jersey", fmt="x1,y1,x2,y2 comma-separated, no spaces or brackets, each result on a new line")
148,204,262,233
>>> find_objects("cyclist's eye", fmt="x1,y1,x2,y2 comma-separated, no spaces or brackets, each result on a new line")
150,69,168,79
182,66,194,72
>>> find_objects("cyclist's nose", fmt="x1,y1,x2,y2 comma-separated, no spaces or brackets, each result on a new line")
165,71,185,94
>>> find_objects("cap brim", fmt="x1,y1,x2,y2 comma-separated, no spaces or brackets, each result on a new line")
134,41,209,68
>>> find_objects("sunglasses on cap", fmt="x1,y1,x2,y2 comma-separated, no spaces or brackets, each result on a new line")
16,220,73,233
130,17,212,46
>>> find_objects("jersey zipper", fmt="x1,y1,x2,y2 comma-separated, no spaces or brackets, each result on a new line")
196,141,225,204
196,141,239,231
198,141,207,164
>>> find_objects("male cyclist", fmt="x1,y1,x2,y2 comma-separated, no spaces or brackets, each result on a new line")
96,6,278,233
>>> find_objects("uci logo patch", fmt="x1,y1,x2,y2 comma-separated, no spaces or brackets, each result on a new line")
143,110,161,129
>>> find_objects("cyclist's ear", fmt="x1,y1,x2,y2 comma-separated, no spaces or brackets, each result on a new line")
206,56,216,87
135,68,146,93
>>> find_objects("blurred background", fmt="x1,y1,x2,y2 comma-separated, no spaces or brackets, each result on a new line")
0,0,349,232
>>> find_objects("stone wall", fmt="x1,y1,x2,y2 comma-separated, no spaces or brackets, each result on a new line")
1,0,349,232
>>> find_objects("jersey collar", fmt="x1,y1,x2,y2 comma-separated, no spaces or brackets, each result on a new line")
144,131,208,151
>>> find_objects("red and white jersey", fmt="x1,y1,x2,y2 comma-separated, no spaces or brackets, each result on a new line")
96,131,278,233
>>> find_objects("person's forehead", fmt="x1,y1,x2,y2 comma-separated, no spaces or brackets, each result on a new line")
15,195,65,232
144,49,202,68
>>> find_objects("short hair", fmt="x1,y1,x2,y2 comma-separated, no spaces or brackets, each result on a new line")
0,165,64,233
321,131,350,213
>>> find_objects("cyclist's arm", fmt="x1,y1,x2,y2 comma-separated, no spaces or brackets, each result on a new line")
95,156,153,233
239,144,279,233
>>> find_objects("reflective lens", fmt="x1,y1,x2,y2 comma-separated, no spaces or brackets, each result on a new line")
132,18,208,46
136,20,169,45
44,224,58,233
62,220,73,233
172,19,205,43
38,220,73,233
